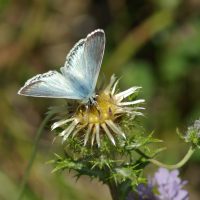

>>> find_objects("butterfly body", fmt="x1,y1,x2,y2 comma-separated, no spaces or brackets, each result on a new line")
18,29,105,104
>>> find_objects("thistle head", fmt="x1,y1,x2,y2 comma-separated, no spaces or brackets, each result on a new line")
184,118,200,148
51,75,145,148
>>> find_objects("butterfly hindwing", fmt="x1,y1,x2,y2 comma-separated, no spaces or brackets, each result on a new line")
18,71,84,99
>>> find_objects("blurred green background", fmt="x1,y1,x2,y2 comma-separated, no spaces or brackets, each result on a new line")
0,0,200,199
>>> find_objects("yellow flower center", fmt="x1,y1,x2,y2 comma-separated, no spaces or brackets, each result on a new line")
76,92,118,125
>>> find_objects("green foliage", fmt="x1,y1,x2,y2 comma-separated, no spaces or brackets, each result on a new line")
121,61,156,100
49,115,163,199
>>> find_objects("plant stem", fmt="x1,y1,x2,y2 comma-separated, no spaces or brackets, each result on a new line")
135,146,195,170
17,112,53,200
108,181,119,200
149,146,195,169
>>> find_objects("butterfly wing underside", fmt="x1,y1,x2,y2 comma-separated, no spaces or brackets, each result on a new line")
18,29,105,100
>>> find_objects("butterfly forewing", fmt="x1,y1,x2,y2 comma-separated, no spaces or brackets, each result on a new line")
60,39,86,81
61,29,105,99
84,29,105,93
60,39,91,99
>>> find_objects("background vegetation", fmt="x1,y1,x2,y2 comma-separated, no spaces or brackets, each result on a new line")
0,0,200,199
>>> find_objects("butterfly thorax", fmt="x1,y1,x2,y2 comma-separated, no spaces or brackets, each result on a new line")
88,95,97,106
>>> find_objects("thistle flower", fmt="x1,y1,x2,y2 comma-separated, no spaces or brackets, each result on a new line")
51,75,145,147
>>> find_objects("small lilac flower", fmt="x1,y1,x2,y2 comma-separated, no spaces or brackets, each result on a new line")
127,168,189,200
153,168,188,200
127,183,157,200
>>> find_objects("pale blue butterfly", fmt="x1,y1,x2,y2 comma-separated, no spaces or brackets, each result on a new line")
18,29,105,103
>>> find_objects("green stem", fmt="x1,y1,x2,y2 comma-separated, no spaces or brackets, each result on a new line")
136,146,195,170
17,113,53,200
149,146,195,169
